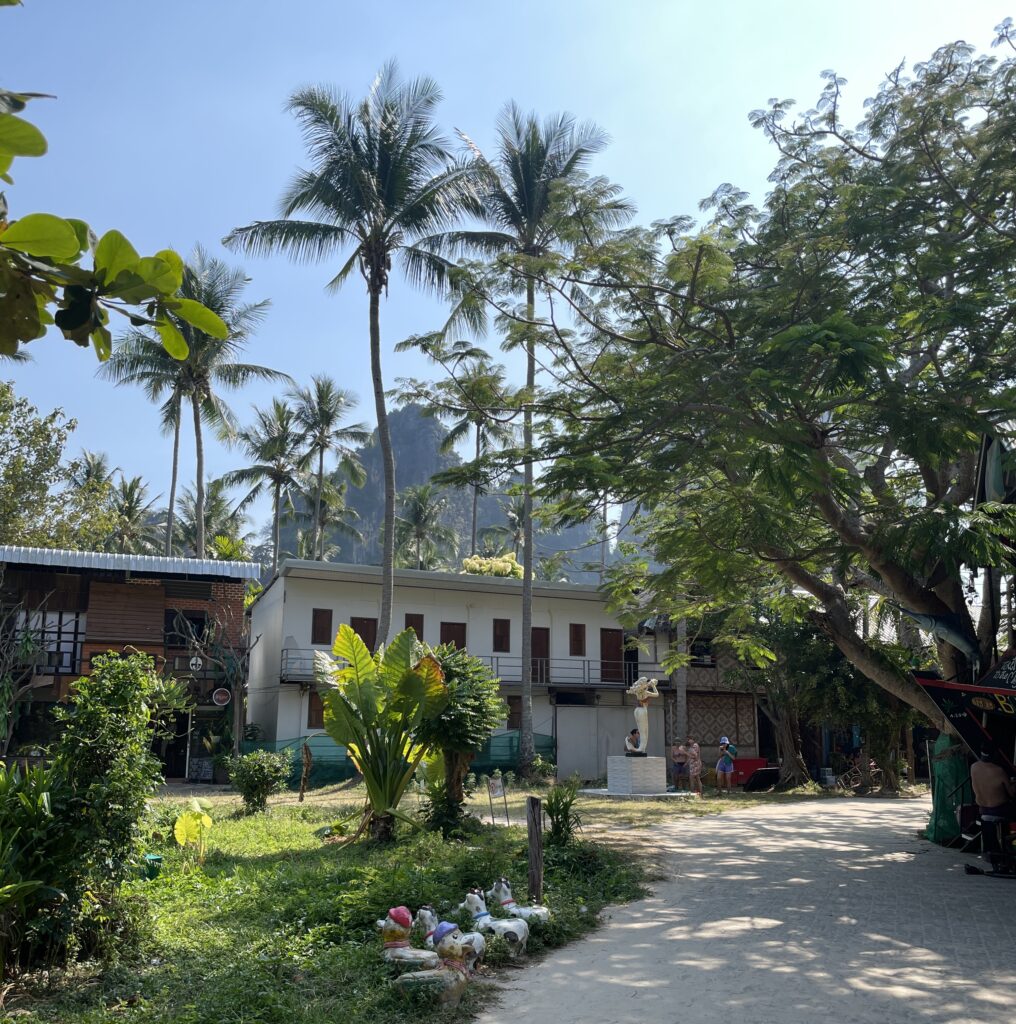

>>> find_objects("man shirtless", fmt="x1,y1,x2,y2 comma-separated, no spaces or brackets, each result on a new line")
970,751,1016,819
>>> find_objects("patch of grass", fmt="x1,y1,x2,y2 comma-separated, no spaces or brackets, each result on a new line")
9,794,645,1024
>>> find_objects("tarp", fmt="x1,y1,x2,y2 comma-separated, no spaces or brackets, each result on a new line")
925,734,972,844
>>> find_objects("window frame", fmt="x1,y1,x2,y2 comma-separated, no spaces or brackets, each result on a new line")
492,617,511,653
311,608,333,646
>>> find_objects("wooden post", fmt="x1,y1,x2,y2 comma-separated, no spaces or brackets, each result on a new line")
527,796,543,903
298,742,313,802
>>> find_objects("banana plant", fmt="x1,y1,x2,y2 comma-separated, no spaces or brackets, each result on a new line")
315,624,447,842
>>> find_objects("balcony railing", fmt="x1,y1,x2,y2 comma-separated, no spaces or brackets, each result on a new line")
280,648,650,688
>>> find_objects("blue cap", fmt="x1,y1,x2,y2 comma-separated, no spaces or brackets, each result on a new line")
432,922,459,948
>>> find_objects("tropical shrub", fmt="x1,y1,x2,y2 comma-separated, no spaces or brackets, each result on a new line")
316,625,448,841
414,643,506,834
544,777,583,846
227,750,291,813
173,798,214,863
460,552,523,578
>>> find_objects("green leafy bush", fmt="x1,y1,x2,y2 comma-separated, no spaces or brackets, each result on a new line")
227,750,291,813
530,753,557,780
544,777,583,846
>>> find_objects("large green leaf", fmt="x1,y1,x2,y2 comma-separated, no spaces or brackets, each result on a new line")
94,229,139,281
134,255,181,294
154,248,184,291
169,297,229,339
379,628,416,689
1,213,80,259
157,318,189,359
0,112,46,157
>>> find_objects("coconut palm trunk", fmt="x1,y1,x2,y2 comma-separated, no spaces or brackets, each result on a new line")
165,412,181,556
471,425,481,556
192,395,206,557
370,288,396,647
519,277,536,771
272,480,282,573
313,446,325,559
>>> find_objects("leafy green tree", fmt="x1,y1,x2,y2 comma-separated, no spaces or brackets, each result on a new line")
173,477,248,558
226,400,308,573
481,493,527,558
225,63,480,646
432,105,630,769
395,483,457,570
105,475,162,555
529,34,1016,726
287,376,368,559
414,643,506,814
283,476,361,560
100,247,286,555
316,624,448,841
67,449,117,491
0,382,114,549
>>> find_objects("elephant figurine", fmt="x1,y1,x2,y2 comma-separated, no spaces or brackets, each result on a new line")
415,904,486,973
486,877,550,924
459,889,528,952
378,906,440,970
394,922,470,1007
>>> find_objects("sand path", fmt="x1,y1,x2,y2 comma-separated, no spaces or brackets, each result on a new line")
476,798,1016,1024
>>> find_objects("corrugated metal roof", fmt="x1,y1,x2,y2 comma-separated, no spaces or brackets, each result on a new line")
0,545,261,580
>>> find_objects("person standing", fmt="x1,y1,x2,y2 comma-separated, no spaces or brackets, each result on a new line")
716,736,737,794
671,741,689,791
686,735,702,796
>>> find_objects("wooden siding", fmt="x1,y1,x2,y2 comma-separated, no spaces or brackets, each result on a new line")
85,581,165,643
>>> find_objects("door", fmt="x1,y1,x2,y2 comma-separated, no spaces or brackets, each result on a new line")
556,706,600,780
350,616,378,651
600,628,623,682
531,627,550,684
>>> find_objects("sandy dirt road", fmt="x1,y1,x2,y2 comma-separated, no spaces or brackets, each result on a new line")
476,799,1016,1024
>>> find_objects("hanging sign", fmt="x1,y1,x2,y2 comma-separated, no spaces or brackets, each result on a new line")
211,687,232,707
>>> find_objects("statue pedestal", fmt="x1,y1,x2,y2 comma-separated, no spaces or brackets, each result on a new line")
607,755,668,795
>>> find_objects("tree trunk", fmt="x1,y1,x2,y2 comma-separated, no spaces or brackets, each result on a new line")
165,409,181,556
519,277,536,773
416,534,422,571
471,426,480,556
314,446,325,561
272,481,281,573
370,287,395,649
600,492,608,579
773,704,810,789
444,748,471,807
191,395,206,558
369,811,395,843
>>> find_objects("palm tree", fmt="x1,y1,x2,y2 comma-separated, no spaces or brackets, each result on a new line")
174,477,248,557
433,105,630,769
395,483,457,570
224,63,479,647
482,494,527,558
106,475,162,554
287,376,368,559
68,449,118,490
284,476,362,560
225,400,308,573
99,247,287,555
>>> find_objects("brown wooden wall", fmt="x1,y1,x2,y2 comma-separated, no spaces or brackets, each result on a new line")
85,581,166,643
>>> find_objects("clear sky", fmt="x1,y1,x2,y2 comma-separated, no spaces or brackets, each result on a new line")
3,1,1006,528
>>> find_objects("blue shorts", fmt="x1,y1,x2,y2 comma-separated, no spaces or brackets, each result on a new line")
716,760,734,774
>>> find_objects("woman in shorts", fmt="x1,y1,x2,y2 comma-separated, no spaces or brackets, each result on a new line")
716,735,737,794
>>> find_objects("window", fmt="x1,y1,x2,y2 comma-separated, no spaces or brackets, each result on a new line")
690,638,715,667
311,608,333,646
350,616,378,651
164,609,208,646
492,618,511,653
569,623,586,657
440,621,467,649
405,613,424,639
307,689,324,729
506,695,521,730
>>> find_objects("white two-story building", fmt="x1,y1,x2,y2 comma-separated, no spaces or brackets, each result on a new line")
246,561,762,779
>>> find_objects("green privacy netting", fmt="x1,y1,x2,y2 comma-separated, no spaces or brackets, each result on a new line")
925,734,972,844
242,730,557,790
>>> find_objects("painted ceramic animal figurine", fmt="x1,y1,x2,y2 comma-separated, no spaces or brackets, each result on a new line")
378,906,440,970
393,922,470,1007
486,877,551,924
415,905,486,973
459,889,529,952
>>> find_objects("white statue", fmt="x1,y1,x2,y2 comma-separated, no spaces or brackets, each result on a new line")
459,889,529,951
415,904,486,973
486,877,550,924
393,921,470,1006
378,906,440,970
625,676,660,754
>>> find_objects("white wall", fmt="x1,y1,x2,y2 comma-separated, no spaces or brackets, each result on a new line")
247,577,285,741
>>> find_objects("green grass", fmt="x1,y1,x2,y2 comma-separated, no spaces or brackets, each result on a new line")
9,790,646,1024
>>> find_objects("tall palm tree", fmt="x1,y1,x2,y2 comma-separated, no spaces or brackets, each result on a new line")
106,475,162,554
482,494,527,558
433,106,630,769
173,477,248,557
284,476,362,560
224,62,479,647
99,247,288,555
287,375,368,559
395,483,457,570
68,449,118,490
225,400,308,573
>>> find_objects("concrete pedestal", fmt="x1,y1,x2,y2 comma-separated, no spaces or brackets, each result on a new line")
607,755,668,795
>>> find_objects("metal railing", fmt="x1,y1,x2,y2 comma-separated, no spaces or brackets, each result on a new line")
281,648,318,682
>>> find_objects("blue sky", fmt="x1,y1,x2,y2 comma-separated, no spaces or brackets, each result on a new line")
4,1,1005,528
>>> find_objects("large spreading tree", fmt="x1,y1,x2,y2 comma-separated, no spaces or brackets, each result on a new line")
518,32,1016,728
